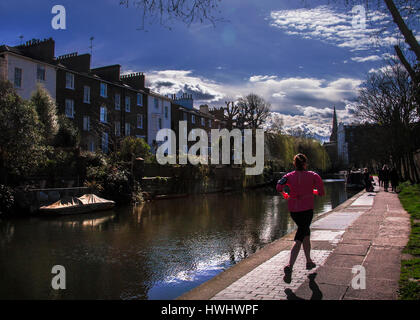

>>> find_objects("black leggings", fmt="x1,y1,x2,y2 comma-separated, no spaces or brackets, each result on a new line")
290,209,314,242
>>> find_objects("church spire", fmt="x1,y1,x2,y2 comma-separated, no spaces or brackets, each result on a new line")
330,106,338,142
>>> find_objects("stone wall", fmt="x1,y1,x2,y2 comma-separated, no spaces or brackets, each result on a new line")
140,165,270,197
15,187,91,213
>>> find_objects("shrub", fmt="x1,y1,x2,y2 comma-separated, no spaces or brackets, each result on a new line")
102,167,132,204
85,163,133,204
119,136,152,162
54,115,80,148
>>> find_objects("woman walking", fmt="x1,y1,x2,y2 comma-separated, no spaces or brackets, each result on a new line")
363,168,373,192
390,167,399,193
276,154,325,281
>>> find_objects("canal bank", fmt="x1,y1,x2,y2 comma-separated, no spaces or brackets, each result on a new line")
177,179,411,300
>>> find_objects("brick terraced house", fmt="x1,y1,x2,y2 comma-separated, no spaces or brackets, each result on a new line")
56,55,148,153
171,94,218,156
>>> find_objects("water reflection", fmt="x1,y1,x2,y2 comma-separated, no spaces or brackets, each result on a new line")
0,181,356,300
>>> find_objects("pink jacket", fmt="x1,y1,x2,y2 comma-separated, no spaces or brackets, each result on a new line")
276,170,325,212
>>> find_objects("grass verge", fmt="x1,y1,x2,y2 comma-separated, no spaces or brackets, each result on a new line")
398,182,420,300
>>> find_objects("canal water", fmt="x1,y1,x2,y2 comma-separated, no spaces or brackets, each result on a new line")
0,180,357,300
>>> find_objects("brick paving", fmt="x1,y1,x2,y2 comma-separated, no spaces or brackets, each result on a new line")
208,179,411,300
211,250,331,300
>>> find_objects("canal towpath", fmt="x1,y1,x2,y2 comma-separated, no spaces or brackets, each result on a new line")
178,178,411,300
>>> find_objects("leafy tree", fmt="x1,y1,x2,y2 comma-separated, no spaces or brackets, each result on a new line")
119,136,152,161
265,130,330,172
54,114,80,149
0,81,46,182
30,84,59,144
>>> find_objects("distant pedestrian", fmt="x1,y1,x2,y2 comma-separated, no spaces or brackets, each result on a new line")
390,167,399,193
363,168,373,192
276,153,325,283
382,165,390,192
378,166,383,187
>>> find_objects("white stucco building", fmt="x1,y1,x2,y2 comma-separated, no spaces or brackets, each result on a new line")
337,122,349,165
0,43,57,100
147,92,173,154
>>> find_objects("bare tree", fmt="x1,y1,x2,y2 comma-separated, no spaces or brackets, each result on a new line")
223,101,240,130
356,62,419,181
119,0,223,29
267,115,284,134
326,0,419,83
236,93,271,130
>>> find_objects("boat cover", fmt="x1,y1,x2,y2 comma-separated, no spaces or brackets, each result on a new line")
78,194,114,205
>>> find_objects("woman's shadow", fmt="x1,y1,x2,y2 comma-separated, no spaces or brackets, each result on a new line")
284,273,323,300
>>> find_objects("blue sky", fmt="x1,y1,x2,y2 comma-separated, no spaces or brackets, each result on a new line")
1,0,416,140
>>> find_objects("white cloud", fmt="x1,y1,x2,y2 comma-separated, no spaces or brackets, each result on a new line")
145,70,225,102
249,75,278,82
143,69,362,140
246,75,362,110
269,5,397,51
265,103,359,141
351,55,381,62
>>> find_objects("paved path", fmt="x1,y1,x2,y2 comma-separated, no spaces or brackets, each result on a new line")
179,179,411,300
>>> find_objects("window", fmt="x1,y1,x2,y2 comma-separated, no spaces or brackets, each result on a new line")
115,121,121,137
100,83,107,98
83,116,90,131
154,97,159,109
201,117,205,126
83,86,90,103
37,65,46,81
115,93,121,110
137,114,143,129
191,115,195,124
100,106,107,123
158,118,162,129
137,93,143,106
89,140,95,152
164,106,168,119
208,119,212,127
183,112,188,121
102,132,109,154
65,99,74,118
125,97,131,112
65,72,74,89
125,123,131,136
14,68,22,88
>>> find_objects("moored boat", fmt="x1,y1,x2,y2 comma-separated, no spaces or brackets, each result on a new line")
39,194,115,215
